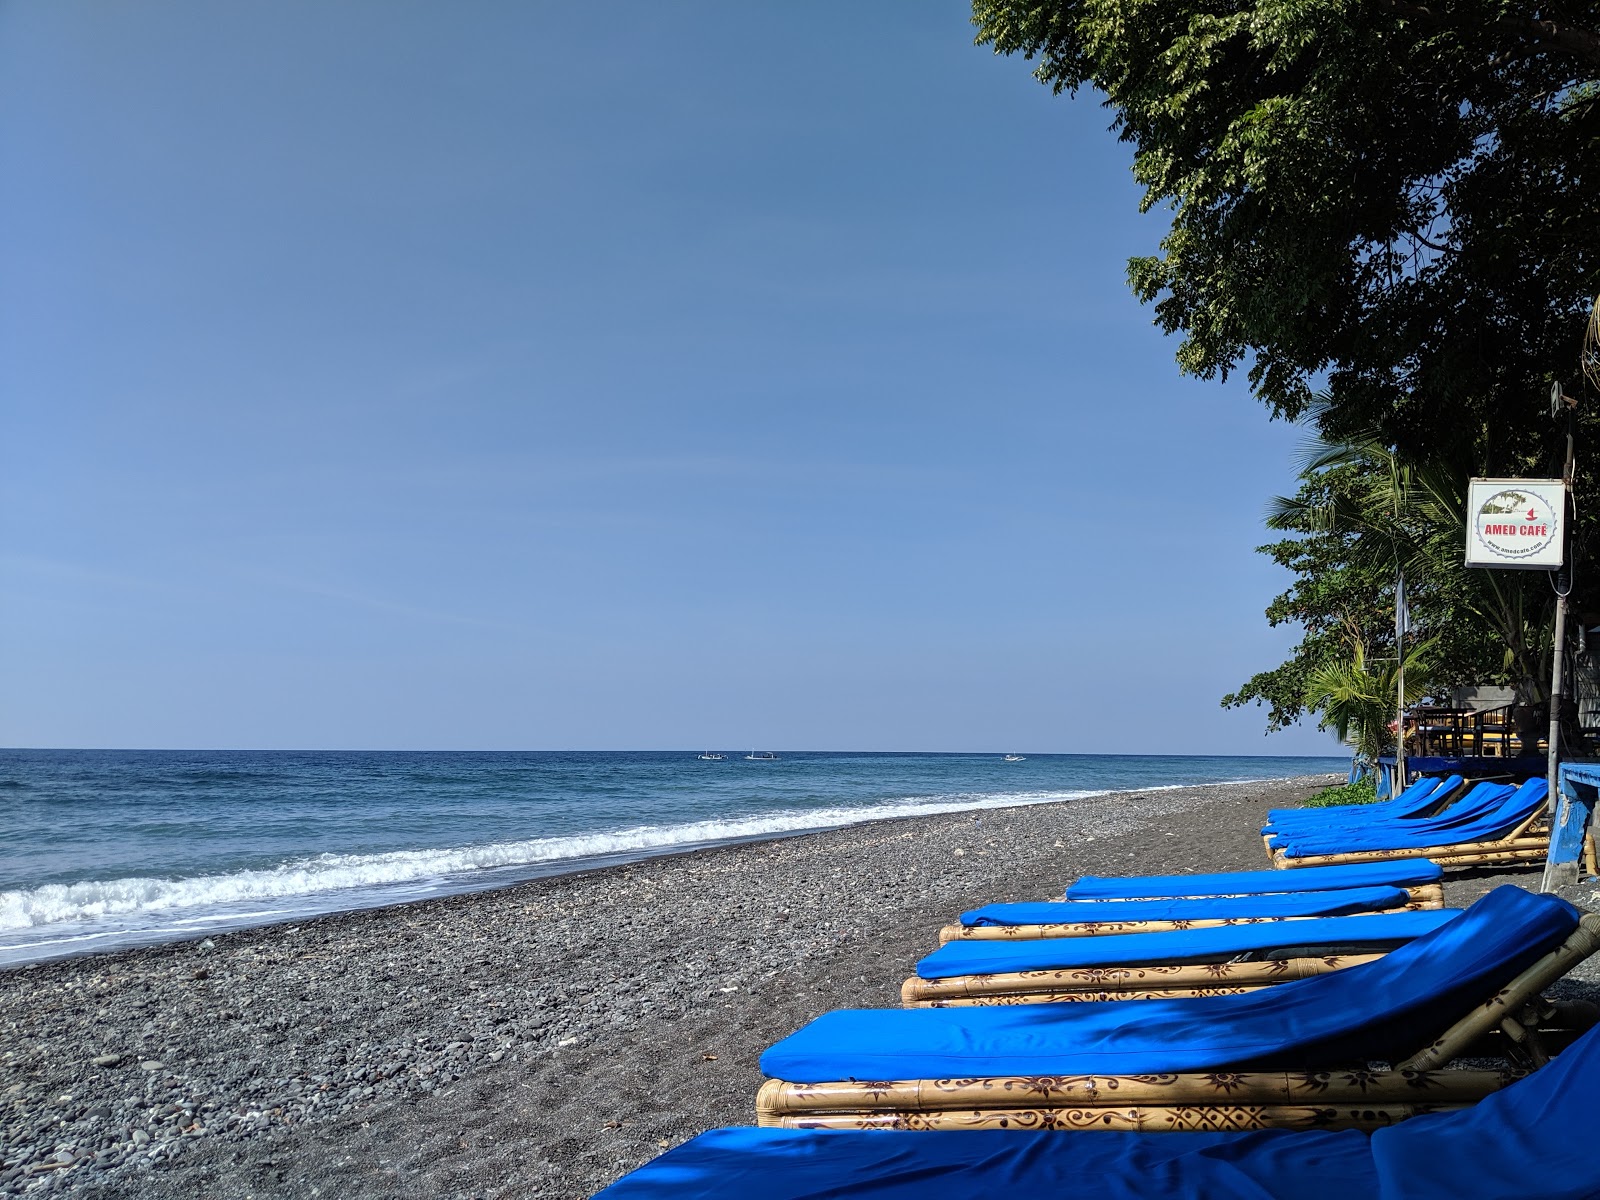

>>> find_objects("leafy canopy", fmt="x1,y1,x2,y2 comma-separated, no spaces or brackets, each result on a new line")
972,1,1600,461
1222,417,1557,730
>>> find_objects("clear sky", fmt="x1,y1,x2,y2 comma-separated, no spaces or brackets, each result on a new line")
0,1,1338,755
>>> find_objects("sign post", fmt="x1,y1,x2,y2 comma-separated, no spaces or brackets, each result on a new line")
1463,479,1566,570
1464,476,1568,875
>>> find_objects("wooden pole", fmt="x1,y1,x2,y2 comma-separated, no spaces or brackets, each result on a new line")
1547,589,1567,817
1396,569,1407,792
1547,407,1576,818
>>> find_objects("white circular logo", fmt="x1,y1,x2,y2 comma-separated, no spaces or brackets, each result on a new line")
1472,488,1560,560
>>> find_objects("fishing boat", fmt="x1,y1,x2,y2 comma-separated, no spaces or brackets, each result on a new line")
1003,754,1025,762
745,751,779,762
698,752,726,761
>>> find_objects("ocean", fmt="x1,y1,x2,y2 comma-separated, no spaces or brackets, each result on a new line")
0,749,1345,966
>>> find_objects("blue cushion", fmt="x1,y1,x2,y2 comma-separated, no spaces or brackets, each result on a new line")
918,910,1461,979
1066,860,1444,900
961,886,1412,928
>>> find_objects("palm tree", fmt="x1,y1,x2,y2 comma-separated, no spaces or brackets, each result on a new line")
1269,414,1554,705
1302,634,1434,765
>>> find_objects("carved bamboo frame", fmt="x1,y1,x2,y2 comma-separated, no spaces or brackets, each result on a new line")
755,1067,1518,1131
1077,883,1444,907
939,894,1439,944
901,954,1381,1006
756,1102,1467,1132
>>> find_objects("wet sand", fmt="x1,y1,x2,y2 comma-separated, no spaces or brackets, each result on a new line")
3,773,1593,1199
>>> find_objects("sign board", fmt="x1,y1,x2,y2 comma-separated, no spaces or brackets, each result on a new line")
1465,478,1565,569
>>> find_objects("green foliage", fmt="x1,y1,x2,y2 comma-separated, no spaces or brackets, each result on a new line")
971,1,1600,467
1302,779,1381,809
1222,417,1556,730
1302,636,1433,760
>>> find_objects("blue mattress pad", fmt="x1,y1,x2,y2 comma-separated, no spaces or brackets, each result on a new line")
961,886,1412,928
1066,860,1444,901
918,909,1462,979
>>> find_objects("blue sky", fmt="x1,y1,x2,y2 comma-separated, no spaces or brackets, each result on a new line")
0,1,1338,754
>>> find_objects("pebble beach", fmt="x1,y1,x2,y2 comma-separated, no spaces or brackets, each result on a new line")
5,773,1596,1199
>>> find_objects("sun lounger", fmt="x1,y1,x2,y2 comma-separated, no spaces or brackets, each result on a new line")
903,909,1462,1005
601,1020,1600,1199
758,886,1600,1131
1273,780,1550,869
1066,859,1445,902
1264,781,1514,852
943,885,1433,944
1262,775,1464,837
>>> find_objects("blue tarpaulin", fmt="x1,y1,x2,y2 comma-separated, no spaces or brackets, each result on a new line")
917,909,1461,979
599,1019,1600,1198
761,887,1577,1083
1066,860,1444,900
960,886,1413,928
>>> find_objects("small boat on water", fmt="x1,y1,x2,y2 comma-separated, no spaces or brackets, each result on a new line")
1003,754,1025,762
698,752,727,761
745,751,779,762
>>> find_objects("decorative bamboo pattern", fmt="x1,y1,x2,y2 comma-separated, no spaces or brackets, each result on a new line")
939,899,1437,944
755,1066,1521,1131
1407,882,1445,906
1076,883,1445,906
909,986,1255,1005
901,954,1380,1006
757,1066,1522,1112
760,1102,1464,1132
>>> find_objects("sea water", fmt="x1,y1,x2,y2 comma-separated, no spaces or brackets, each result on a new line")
0,749,1344,966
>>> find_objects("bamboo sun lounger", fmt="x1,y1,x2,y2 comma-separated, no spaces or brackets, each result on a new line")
600,1021,1600,1199
759,887,1600,1133
1261,775,1464,838
902,909,1463,1006
1271,780,1551,870
941,885,1441,945
1261,780,1516,858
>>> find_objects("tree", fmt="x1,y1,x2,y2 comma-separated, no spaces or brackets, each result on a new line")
974,1,1600,732
1222,413,1558,730
971,1,1600,462
1303,634,1434,762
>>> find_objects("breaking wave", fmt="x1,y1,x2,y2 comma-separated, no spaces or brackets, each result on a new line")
1,786,1121,934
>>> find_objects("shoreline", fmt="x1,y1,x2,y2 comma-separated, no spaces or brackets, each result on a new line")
1,769,1344,970
9,770,1578,1200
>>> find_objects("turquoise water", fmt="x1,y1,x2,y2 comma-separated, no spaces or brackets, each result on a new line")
0,749,1344,965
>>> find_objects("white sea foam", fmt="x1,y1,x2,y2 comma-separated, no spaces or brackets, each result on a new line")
0,778,1263,941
